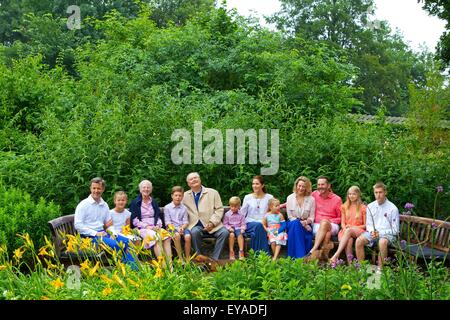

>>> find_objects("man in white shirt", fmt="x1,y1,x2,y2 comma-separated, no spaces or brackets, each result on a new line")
355,182,399,266
74,177,137,268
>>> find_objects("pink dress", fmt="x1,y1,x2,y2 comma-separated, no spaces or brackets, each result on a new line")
133,200,168,249
338,204,366,241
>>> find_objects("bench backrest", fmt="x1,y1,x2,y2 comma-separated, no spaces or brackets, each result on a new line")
399,215,449,253
48,214,77,258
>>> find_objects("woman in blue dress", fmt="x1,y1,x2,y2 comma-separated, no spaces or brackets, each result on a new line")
240,175,272,255
285,176,316,258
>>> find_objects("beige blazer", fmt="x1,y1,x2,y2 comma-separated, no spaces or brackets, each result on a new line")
183,186,224,233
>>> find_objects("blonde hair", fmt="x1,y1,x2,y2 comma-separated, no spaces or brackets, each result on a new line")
373,181,387,192
171,186,184,194
229,196,241,206
292,176,312,195
268,198,280,212
113,191,128,201
343,186,362,219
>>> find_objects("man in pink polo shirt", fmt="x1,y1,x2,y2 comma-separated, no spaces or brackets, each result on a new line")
308,176,342,259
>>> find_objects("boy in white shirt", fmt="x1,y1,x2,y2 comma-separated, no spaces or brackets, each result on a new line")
355,182,399,267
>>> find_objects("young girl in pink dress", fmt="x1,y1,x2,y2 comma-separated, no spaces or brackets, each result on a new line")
330,186,366,264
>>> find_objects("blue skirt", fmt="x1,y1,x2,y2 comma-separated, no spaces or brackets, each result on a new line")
245,222,270,255
287,220,313,259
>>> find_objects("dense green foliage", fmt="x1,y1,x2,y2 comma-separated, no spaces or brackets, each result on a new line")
0,4,448,219
419,0,450,68
0,248,448,300
0,184,61,256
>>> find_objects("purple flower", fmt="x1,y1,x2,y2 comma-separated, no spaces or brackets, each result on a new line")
404,203,415,210
330,261,337,269
436,186,443,193
432,222,438,229
347,254,354,261
337,259,345,266
400,240,407,246
354,262,360,269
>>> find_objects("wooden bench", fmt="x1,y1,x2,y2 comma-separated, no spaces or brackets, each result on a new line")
49,208,448,264
48,214,108,267
391,214,449,262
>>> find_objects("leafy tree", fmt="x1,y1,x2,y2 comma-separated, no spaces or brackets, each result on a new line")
419,0,450,68
269,0,427,115
149,0,216,27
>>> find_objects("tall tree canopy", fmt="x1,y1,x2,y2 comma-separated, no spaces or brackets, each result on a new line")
419,0,450,68
268,0,427,115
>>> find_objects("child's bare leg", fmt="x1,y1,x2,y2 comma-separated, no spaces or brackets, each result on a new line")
345,238,354,264
228,232,235,259
184,234,191,261
331,229,352,262
153,243,161,258
270,242,276,255
273,244,281,260
163,238,172,260
237,234,244,252
238,234,245,259
173,233,183,259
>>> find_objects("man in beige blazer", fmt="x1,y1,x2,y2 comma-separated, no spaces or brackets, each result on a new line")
182,172,229,260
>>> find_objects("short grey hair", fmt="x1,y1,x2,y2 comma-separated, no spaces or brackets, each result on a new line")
186,172,200,182
90,177,106,188
139,180,153,191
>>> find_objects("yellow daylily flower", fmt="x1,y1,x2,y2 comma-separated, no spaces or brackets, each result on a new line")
38,247,50,257
80,237,93,251
102,287,112,296
154,267,163,279
17,233,34,248
127,278,140,288
89,261,100,277
100,274,113,285
41,296,50,300
80,260,90,272
121,225,132,236
0,265,7,271
44,235,53,248
113,272,125,288
0,244,7,255
66,240,76,253
341,284,352,291
117,262,126,277
50,278,64,289
13,247,26,261
44,258,58,270
151,259,159,268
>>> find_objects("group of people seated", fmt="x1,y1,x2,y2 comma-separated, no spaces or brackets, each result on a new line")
73,173,400,269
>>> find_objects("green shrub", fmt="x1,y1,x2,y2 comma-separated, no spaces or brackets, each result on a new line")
0,184,61,256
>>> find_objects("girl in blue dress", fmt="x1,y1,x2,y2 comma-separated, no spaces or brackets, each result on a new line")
262,198,287,261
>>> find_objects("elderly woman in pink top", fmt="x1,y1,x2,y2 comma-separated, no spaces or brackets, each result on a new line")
308,176,342,260
129,180,172,260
